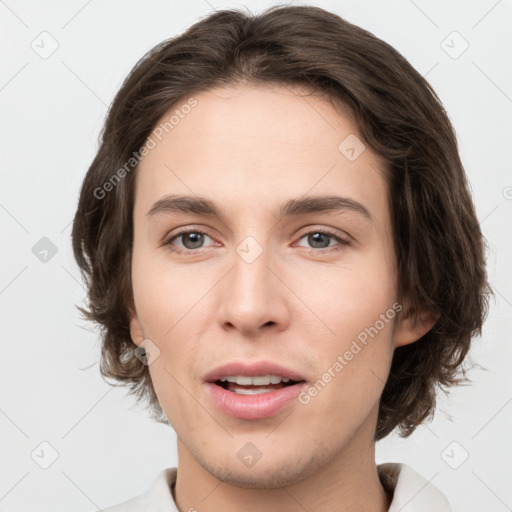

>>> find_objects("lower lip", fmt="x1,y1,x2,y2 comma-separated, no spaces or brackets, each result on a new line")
205,382,308,420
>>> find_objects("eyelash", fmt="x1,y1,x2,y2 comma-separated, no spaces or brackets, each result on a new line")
162,226,351,255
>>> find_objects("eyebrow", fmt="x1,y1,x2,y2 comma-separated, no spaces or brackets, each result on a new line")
146,194,373,222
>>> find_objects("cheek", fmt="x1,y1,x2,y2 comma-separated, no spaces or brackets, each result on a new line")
146,344,209,435
301,317,395,432
130,244,200,338
302,259,396,339
299,257,397,411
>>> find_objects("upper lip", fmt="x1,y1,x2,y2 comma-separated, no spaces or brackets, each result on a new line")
203,360,307,383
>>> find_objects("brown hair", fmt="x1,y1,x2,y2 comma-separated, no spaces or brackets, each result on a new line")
71,4,492,440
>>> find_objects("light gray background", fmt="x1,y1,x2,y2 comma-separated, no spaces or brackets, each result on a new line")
1,0,511,511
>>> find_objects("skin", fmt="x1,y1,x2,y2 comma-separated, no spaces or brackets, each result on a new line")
129,83,438,512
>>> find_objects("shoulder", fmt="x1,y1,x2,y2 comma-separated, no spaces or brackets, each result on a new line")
378,462,452,511
102,493,145,512
98,467,178,512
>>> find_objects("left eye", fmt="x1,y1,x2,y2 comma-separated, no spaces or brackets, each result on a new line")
164,229,350,253
296,231,349,250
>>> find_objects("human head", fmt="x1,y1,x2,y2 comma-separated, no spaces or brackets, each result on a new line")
71,5,491,446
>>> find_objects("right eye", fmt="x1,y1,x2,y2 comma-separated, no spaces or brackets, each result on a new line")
163,229,217,253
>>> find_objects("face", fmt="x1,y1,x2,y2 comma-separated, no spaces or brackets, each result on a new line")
129,83,430,489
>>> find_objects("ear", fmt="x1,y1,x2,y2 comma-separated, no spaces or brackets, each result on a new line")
128,304,145,347
394,303,440,348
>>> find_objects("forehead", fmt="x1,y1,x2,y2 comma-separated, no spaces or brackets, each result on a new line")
134,83,389,221
156,82,359,160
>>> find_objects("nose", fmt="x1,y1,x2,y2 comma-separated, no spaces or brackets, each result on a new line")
216,241,290,337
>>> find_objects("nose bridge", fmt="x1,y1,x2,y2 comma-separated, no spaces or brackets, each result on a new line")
232,232,275,305
217,229,287,333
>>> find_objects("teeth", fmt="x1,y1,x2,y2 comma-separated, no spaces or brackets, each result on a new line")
232,387,276,395
219,375,291,385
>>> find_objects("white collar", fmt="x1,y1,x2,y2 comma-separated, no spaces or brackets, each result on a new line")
104,463,451,511
378,463,451,511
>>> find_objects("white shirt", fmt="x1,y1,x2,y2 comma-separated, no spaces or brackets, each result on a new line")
101,463,451,512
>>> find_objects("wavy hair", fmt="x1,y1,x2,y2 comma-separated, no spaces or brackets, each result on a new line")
71,5,492,440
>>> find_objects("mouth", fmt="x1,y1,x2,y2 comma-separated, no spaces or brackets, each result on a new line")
203,361,308,420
